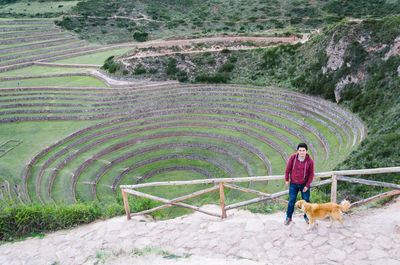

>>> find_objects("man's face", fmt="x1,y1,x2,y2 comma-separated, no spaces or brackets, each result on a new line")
297,147,307,159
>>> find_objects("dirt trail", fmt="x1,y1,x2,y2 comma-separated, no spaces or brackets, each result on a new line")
1,197,399,265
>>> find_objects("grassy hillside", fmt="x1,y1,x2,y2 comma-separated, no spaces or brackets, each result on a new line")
51,0,400,43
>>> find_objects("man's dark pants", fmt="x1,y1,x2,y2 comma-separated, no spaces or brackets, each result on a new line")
286,182,310,218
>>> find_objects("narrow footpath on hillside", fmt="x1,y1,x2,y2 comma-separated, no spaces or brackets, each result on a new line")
1,197,399,265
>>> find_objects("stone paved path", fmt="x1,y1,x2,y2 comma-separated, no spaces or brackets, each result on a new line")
1,197,400,265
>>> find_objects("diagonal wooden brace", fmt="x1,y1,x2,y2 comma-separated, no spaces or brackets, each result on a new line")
124,188,222,218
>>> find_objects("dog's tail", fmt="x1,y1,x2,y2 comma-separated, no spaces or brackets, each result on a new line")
340,200,350,212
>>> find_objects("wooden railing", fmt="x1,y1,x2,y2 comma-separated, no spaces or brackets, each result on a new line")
120,166,400,220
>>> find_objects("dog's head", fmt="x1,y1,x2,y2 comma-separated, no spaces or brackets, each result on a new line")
295,200,307,211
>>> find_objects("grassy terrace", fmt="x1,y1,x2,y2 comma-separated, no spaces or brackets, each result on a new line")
0,83,362,206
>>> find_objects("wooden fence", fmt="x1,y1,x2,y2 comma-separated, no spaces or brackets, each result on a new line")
120,166,400,220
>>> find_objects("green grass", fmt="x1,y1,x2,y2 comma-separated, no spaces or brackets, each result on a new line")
0,37,76,50
0,65,88,77
52,47,133,65
0,76,107,88
0,120,101,189
0,1,79,15
0,41,83,59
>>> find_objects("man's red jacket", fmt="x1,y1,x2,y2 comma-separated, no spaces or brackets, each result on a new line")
285,153,314,188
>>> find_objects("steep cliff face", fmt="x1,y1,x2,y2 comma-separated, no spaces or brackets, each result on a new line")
297,17,400,104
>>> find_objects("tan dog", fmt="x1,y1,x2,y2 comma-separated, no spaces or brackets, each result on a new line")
295,200,350,230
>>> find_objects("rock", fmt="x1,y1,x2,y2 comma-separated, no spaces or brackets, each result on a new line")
374,259,400,265
329,232,344,241
282,248,298,258
354,232,363,238
327,248,347,262
267,230,286,242
298,245,313,259
344,245,357,254
317,225,328,236
328,239,343,248
289,226,305,239
244,218,264,232
207,221,224,232
344,237,356,245
266,247,281,260
284,238,307,248
344,259,372,265
354,239,372,250
347,250,368,260
303,233,317,241
236,249,254,260
311,236,328,247
263,241,273,250
389,248,400,260
367,248,389,260
374,235,393,249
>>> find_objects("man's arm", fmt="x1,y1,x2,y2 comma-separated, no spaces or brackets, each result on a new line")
285,156,293,187
304,159,314,191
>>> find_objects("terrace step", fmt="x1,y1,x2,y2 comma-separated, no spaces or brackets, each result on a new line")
0,43,100,68
0,20,54,25
0,33,73,45
0,26,55,32
0,42,86,62
0,39,84,55
0,29,61,39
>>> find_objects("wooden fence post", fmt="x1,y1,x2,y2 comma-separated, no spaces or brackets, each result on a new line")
122,189,131,220
219,182,227,219
331,174,337,203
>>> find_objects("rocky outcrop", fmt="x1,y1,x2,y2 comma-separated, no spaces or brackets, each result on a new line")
384,35,400,61
322,34,350,74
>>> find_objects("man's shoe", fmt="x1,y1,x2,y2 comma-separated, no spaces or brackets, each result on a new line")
304,215,309,224
284,217,292,225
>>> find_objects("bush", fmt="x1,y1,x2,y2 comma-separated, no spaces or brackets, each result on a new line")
0,202,102,241
101,56,114,70
166,57,179,76
134,63,147,75
195,73,229,83
0,197,158,242
177,71,188,82
261,46,280,69
133,31,149,42
218,62,235,73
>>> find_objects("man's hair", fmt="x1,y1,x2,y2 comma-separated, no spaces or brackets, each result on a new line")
297,142,308,151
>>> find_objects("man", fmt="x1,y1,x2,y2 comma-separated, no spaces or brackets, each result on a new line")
284,143,314,225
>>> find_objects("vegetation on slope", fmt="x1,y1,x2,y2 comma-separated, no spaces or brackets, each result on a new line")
52,0,400,43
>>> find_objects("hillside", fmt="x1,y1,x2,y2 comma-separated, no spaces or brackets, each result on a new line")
2,0,399,43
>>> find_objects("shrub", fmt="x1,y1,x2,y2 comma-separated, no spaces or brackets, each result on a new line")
177,71,188,82
133,31,149,42
195,73,229,83
218,62,235,73
101,56,115,70
228,55,238,63
134,64,147,75
0,197,158,242
261,46,280,69
166,57,179,76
